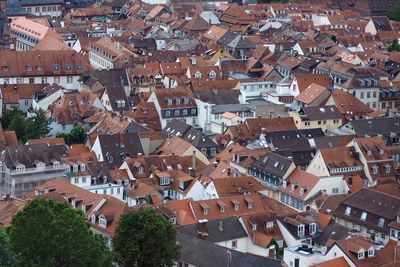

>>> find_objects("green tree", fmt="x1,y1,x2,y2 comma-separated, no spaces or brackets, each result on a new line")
8,113,26,142
0,108,25,130
56,125,86,145
25,109,51,140
113,208,179,267
0,228,13,267
7,198,112,267
388,39,400,52
388,0,400,21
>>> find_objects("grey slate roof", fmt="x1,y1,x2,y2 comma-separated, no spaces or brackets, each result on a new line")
178,217,248,243
346,117,400,137
97,132,144,168
250,152,293,178
262,129,324,142
313,221,350,246
0,144,68,169
211,104,254,114
193,90,240,105
177,233,282,267
298,106,341,121
163,119,218,150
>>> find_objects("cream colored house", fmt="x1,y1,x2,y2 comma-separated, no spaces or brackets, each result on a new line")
290,106,342,133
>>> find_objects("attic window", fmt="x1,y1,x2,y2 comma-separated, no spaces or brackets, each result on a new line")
183,97,189,105
266,221,273,228
36,65,43,71
358,251,365,260
378,217,385,227
251,222,257,231
372,165,379,175
99,215,107,229
53,64,60,70
2,66,8,72
167,98,172,106
138,166,144,174
77,64,82,70
368,248,375,257
273,161,279,168
26,66,33,71
385,164,391,174
297,224,305,237
345,206,351,216
360,212,367,221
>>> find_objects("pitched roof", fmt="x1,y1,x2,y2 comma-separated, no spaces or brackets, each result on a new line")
210,176,268,197
294,83,329,105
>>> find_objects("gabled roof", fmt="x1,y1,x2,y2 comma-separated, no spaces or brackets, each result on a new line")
210,176,268,197
178,217,248,243
250,152,294,178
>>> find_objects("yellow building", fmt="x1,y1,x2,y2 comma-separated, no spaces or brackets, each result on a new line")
290,105,342,133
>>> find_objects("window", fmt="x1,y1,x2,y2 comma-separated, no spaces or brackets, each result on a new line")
385,164,391,174
367,92,371,98
358,251,365,259
165,110,171,117
183,97,189,105
167,98,172,105
174,110,180,116
309,223,317,234
209,71,216,79
305,121,310,126
361,212,367,221
378,218,385,227
360,92,365,98
29,77,35,84
232,240,237,249
82,177,86,184
138,166,144,174
99,216,107,228
41,77,47,84
160,177,170,185
182,109,187,115
251,223,257,231
266,221,273,228
191,108,196,115
345,206,351,216
74,178,79,184
318,120,321,125
372,165,379,175
373,92,377,98
368,249,374,257
234,204,239,211
67,76,73,84
117,188,120,194
297,225,305,237
332,188,339,194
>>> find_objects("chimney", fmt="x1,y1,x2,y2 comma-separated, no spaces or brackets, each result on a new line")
5,194,10,201
218,219,223,231
227,168,232,177
213,161,218,168
192,150,196,171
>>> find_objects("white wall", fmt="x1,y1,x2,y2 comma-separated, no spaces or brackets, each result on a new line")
185,180,204,201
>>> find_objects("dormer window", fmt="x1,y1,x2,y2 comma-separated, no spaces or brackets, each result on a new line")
66,165,71,173
194,71,202,79
160,177,170,186
80,164,85,171
234,204,239,211
16,164,25,173
385,164,391,174
251,222,257,231
26,66,33,71
167,98,172,106
73,164,78,172
266,221,274,228
220,205,225,212
361,212,367,221
358,251,365,260
345,206,351,216
138,165,144,174
176,98,180,105
183,96,189,105
209,71,216,79
368,248,374,257
378,217,385,227
297,224,305,237
283,181,287,187
99,215,107,229
2,65,8,72
372,165,379,175
203,207,208,215
309,223,317,235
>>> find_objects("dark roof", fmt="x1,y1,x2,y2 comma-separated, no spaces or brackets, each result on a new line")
332,188,400,234
347,117,400,137
193,90,240,105
312,135,354,150
178,217,248,243
163,119,218,150
129,38,157,49
313,220,350,246
177,233,282,267
298,106,341,121
0,144,68,169
250,152,293,178
262,128,324,142
97,132,144,168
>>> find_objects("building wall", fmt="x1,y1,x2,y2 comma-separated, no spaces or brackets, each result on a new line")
306,151,331,176
216,237,248,254
0,75,81,90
